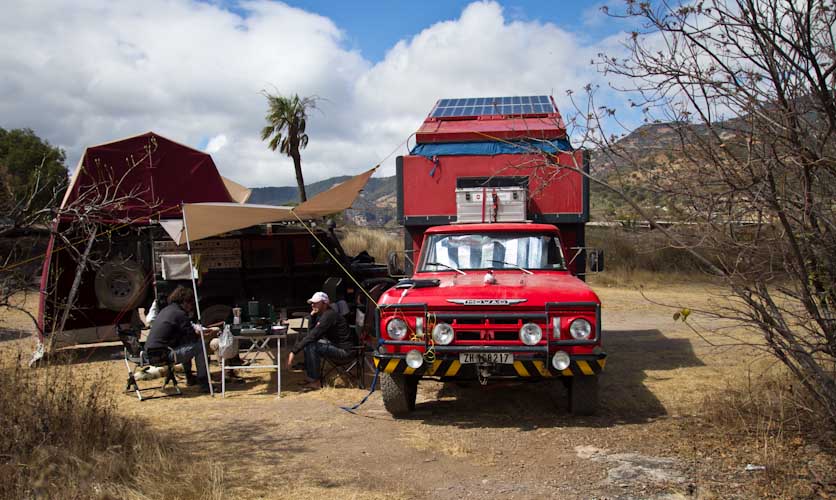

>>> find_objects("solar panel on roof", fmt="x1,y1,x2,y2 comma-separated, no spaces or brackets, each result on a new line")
428,95,555,118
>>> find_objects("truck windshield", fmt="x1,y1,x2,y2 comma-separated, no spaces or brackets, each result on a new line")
420,233,566,272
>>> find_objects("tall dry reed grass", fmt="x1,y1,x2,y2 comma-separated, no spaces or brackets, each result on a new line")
340,227,401,265
0,351,225,499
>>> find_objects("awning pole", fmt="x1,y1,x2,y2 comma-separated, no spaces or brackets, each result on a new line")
181,202,214,397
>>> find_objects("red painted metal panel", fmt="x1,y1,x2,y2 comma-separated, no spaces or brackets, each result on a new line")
416,116,566,143
402,151,584,218
425,223,559,234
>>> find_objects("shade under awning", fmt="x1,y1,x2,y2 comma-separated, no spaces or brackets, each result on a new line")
161,167,377,245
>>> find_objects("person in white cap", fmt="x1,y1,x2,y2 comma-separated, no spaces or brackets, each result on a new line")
287,291,353,389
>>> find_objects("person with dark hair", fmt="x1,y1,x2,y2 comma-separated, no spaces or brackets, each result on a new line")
146,285,212,392
287,291,353,390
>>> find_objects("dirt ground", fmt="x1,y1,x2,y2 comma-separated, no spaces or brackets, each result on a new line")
0,284,825,499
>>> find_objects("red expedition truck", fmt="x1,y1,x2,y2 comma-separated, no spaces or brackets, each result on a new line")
373,96,605,416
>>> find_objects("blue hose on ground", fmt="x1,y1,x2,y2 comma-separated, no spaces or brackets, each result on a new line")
340,367,380,414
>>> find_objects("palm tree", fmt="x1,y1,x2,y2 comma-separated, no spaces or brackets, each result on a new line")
260,92,317,202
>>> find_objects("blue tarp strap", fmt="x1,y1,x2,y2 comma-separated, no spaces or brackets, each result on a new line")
410,139,573,158
429,155,440,177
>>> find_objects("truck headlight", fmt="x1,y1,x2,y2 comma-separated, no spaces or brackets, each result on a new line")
552,351,571,370
519,323,542,345
569,319,592,340
432,323,454,345
406,349,424,369
386,318,408,340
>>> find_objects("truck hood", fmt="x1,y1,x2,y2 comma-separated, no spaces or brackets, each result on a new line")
379,271,600,309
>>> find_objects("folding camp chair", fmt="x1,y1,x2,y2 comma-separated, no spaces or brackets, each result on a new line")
117,326,182,401
319,326,366,389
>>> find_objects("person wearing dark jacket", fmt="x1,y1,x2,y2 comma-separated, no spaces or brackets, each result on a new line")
287,291,352,389
145,286,211,391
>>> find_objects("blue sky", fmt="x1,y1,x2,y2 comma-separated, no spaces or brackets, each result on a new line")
278,1,622,62
1,0,638,187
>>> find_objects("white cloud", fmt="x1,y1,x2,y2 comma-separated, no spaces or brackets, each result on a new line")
205,133,228,154
0,0,629,188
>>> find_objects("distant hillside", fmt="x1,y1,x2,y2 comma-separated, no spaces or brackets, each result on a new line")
249,175,398,225
249,176,396,205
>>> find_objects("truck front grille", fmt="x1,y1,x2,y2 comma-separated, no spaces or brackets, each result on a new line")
455,330,519,342
432,312,548,345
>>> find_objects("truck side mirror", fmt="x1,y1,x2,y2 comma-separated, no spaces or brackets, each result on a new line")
588,249,605,273
387,251,405,277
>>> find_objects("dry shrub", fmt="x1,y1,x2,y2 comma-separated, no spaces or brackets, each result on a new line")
587,226,709,274
340,227,400,265
0,351,226,499
694,370,836,498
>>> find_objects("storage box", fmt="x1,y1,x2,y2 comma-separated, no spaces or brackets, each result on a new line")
455,186,527,223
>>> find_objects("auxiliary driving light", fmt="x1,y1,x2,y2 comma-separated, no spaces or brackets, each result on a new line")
519,323,542,345
432,323,454,345
552,351,571,370
406,349,424,369
386,318,408,340
569,319,592,340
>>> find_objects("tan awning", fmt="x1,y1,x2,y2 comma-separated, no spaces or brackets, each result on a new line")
294,167,376,218
221,176,252,203
161,167,377,245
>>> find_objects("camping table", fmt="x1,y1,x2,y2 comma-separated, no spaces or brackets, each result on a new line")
220,325,288,398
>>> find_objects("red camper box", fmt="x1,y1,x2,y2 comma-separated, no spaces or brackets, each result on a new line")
397,96,589,274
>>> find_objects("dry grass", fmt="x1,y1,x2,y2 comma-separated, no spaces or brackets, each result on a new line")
339,227,401,266
0,349,228,499
587,226,716,276
398,426,473,459
687,368,836,498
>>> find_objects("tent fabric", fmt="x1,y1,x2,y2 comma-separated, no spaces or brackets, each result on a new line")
167,203,296,244
160,254,197,280
221,176,252,204
292,167,377,218
410,139,573,158
162,167,378,245
61,132,237,220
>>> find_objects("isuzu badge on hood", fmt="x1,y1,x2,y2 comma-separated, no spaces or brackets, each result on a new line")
447,298,527,306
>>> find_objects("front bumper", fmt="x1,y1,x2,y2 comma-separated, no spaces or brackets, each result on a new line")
372,350,606,378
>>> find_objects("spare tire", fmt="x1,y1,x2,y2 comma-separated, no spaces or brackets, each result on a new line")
94,259,148,311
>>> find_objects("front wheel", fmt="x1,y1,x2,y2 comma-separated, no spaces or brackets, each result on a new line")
380,373,418,417
567,376,598,415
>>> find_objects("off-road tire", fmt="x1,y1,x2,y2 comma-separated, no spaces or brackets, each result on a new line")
567,375,598,415
94,259,147,311
381,373,418,417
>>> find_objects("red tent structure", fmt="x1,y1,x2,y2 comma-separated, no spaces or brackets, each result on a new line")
61,132,246,220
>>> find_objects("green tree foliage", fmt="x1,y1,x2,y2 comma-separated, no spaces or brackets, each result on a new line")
0,128,68,229
260,92,317,203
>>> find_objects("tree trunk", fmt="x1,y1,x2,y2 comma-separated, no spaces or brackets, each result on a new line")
291,148,307,202
48,225,97,353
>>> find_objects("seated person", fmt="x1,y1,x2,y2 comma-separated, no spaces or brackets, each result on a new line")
145,286,212,392
287,292,353,390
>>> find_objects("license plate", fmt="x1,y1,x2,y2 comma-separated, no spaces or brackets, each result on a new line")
459,352,514,364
